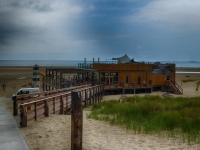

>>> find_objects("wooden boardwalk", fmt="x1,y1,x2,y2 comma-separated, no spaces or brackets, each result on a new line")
13,85,103,127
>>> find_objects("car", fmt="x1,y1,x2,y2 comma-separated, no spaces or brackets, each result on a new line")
12,88,40,100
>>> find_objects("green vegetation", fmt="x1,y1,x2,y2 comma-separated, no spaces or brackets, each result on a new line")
87,96,200,143
182,79,197,83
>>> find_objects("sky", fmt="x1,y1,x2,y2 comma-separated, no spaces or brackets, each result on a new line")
0,0,200,61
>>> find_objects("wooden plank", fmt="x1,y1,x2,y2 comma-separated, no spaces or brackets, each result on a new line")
55,110,60,114
36,113,45,120
37,112,45,118
36,105,45,111
27,116,35,122
26,109,35,114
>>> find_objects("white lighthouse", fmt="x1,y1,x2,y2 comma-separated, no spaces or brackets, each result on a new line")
32,64,40,87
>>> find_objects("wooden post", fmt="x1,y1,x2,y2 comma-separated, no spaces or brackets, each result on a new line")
97,86,100,103
94,86,96,103
43,77,45,91
60,95,64,114
48,69,51,91
71,91,83,150
92,87,95,104
95,87,98,103
102,85,104,100
84,89,87,107
46,69,48,91
89,88,92,105
35,102,37,121
66,94,68,109
60,72,63,89
44,99,49,117
52,71,54,90
56,71,58,89
13,97,18,116
20,104,27,127
53,97,56,114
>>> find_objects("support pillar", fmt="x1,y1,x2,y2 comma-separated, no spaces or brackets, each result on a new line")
71,91,83,150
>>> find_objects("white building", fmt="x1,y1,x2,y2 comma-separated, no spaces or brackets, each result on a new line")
32,64,40,87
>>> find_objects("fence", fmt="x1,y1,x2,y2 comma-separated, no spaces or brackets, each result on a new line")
19,85,104,127
13,85,91,116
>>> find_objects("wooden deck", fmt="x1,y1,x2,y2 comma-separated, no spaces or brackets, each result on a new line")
103,83,153,95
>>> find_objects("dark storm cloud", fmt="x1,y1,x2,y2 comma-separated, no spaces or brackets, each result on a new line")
0,0,48,48
0,11,41,47
1,0,200,61
7,0,53,12
0,11,22,45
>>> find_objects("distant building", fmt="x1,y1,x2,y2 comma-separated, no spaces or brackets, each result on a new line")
79,54,182,95
32,64,40,87
43,54,182,95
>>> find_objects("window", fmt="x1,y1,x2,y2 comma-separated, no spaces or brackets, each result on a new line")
114,77,118,82
126,76,129,84
138,76,141,84
166,76,170,80
101,77,105,82
101,73,105,76
100,72,119,84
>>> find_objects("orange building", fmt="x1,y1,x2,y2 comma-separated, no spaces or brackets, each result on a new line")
79,54,182,95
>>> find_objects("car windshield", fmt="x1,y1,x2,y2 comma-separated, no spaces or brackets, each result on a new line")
16,90,21,95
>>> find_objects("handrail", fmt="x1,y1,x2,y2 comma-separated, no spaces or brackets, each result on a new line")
167,81,183,95
20,84,104,127
171,81,183,94
103,82,152,89
14,84,93,116
16,85,90,99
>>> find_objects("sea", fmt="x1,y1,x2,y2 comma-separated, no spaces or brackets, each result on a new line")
0,60,200,68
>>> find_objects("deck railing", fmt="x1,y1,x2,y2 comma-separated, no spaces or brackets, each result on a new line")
167,81,183,95
19,85,104,127
13,85,91,116
103,82,152,89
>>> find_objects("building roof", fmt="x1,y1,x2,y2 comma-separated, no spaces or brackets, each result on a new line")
112,54,134,64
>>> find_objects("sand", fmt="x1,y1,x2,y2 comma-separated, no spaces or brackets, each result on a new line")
1,66,200,150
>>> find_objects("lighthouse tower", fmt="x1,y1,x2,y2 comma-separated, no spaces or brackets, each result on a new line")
32,64,40,87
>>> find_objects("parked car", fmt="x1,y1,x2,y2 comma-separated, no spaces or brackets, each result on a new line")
12,88,40,100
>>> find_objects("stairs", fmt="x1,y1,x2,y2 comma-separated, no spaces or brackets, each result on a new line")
167,81,183,95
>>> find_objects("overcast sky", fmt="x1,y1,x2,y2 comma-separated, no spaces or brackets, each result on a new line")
0,0,200,61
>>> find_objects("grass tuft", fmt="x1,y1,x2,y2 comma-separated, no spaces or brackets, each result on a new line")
182,79,197,83
87,96,200,144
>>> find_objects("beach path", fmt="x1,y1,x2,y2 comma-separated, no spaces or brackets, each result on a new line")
0,97,29,150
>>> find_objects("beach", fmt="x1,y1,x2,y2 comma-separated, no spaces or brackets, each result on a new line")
1,66,200,150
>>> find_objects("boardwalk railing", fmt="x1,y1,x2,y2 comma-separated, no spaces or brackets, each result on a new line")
19,85,103,127
103,82,152,89
14,85,92,116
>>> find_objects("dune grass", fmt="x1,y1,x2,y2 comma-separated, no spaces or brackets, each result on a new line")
87,95,200,143
182,79,197,83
